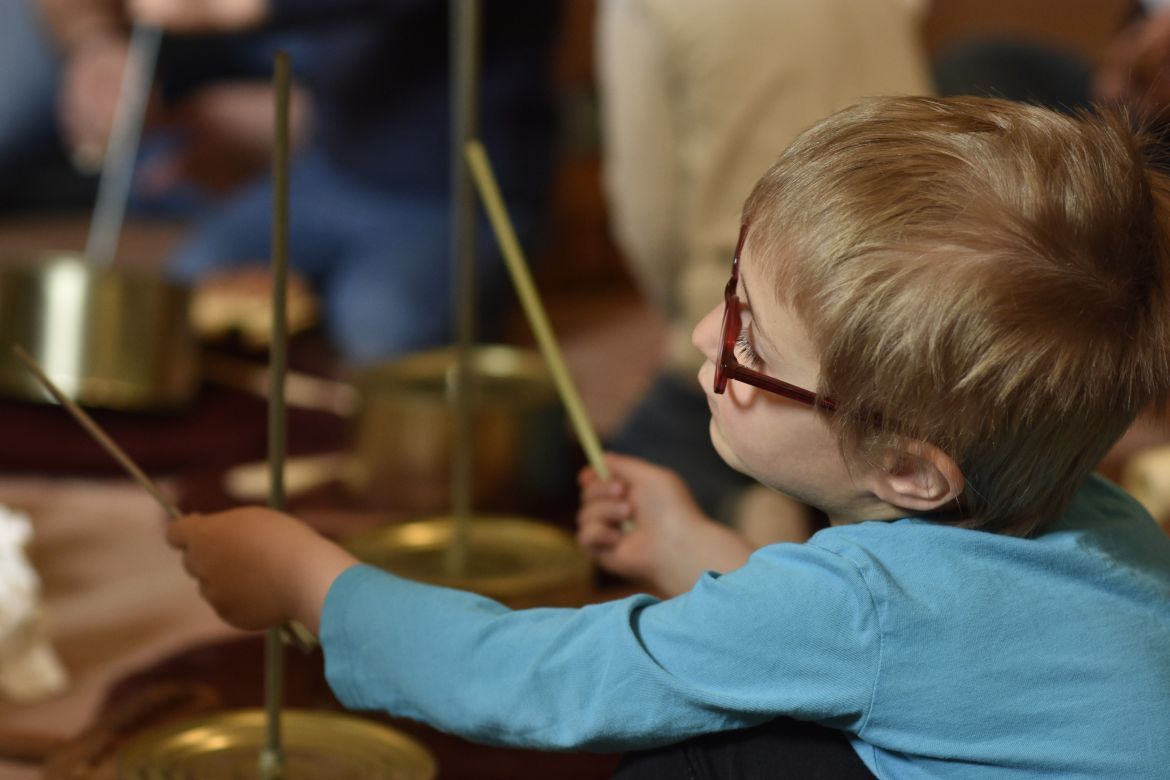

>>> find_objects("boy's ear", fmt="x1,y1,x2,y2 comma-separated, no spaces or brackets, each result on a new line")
867,440,964,513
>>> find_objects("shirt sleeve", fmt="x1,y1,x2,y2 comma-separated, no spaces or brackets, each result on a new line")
320,542,882,751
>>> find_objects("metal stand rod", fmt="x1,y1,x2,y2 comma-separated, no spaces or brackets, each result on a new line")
260,49,293,780
447,0,482,576
465,143,610,481
85,24,161,268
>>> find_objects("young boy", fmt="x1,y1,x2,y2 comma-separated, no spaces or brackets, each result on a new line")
168,96,1170,778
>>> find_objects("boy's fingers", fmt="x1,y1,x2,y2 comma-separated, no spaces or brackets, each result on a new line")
577,466,598,487
165,518,189,548
580,479,626,502
580,460,628,488
578,499,632,528
166,512,207,545
577,520,622,553
600,451,655,475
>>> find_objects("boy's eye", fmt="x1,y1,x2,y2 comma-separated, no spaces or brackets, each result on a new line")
735,330,764,369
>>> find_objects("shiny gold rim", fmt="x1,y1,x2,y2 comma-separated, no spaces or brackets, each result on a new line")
118,708,436,779
342,515,592,600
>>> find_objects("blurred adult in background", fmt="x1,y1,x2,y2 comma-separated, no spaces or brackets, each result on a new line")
130,0,563,365
0,0,313,214
933,0,1170,122
0,1,80,211
596,0,932,544
1097,0,1170,114
932,28,1096,112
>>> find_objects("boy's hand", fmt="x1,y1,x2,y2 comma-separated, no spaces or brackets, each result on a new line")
166,507,358,634
576,453,754,597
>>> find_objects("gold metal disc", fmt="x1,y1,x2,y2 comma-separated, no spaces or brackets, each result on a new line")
342,515,592,607
118,708,436,779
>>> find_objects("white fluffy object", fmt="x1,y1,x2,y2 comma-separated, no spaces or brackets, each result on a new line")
0,505,67,702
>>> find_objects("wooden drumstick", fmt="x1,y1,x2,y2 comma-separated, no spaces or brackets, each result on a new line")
11,344,318,653
85,24,162,268
465,140,610,481
12,345,180,519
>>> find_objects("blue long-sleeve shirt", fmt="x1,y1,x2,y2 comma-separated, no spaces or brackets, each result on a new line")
321,475,1170,779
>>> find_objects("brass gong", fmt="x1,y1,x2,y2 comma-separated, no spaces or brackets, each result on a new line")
119,709,436,779
343,515,592,609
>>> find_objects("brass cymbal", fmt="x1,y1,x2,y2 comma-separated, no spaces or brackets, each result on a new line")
342,515,593,608
118,708,436,779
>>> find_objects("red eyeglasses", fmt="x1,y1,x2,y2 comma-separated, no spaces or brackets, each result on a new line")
714,224,836,412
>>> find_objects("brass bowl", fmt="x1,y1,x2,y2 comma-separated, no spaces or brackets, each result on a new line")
0,252,197,409
342,515,593,609
118,708,436,779
344,345,571,514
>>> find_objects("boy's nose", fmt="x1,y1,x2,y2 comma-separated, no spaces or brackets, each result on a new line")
692,303,723,363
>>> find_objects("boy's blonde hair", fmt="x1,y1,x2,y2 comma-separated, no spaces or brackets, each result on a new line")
744,96,1170,535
